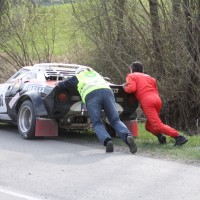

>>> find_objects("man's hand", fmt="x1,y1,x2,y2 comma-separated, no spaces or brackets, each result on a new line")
122,83,127,89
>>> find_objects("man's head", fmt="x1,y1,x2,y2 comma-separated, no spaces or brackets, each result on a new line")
130,61,144,73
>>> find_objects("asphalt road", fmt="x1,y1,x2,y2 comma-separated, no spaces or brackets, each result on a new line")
0,125,200,200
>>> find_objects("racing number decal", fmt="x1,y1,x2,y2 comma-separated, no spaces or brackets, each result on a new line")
0,94,3,107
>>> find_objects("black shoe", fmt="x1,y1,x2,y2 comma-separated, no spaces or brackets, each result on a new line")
106,141,114,153
157,133,167,144
174,135,188,146
127,136,137,154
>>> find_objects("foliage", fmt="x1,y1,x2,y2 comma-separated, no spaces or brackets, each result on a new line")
70,0,200,133
0,0,57,67
0,0,9,21
0,1,92,68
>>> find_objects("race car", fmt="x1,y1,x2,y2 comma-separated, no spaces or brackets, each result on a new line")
0,63,138,139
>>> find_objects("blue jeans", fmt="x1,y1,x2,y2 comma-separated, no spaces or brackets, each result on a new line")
86,89,131,145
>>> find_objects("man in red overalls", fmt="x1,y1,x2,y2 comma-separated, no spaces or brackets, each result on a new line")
123,61,188,146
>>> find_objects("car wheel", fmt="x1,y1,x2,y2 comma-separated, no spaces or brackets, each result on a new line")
17,100,36,139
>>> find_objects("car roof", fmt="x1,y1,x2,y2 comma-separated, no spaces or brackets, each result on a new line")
24,63,92,79
33,63,90,69
21,63,90,70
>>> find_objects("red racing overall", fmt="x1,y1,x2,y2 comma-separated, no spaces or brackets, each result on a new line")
124,72,179,138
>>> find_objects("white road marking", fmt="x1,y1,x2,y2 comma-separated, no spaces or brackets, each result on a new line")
0,188,41,200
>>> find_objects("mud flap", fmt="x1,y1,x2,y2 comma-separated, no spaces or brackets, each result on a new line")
35,118,58,137
123,120,138,137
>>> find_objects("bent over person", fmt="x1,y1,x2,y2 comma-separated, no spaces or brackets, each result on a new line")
57,67,137,154
123,61,188,146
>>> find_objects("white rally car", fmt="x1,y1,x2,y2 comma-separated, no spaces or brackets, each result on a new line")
0,63,138,139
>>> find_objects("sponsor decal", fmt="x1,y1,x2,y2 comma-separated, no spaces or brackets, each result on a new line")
9,92,20,109
23,84,45,93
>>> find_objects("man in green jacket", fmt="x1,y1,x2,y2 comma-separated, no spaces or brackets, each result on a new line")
57,67,137,154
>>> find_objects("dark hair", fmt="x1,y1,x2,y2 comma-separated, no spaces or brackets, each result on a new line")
130,61,143,73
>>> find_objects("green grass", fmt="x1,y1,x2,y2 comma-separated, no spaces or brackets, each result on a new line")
113,123,200,165
50,5,85,54
44,4,93,57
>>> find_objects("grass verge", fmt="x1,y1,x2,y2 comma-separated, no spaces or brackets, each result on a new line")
114,123,200,165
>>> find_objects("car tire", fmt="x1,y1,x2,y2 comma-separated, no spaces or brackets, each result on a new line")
17,100,36,139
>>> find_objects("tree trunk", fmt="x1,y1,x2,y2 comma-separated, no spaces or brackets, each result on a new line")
171,0,182,66
180,0,200,130
183,0,200,77
113,0,126,47
148,0,164,76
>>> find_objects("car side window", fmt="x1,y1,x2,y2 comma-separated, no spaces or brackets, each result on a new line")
21,72,32,81
6,68,30,83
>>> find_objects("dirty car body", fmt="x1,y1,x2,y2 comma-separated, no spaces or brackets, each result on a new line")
0,63,138,139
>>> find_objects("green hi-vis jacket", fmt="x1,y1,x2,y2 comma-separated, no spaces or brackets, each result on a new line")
76,70,111,103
